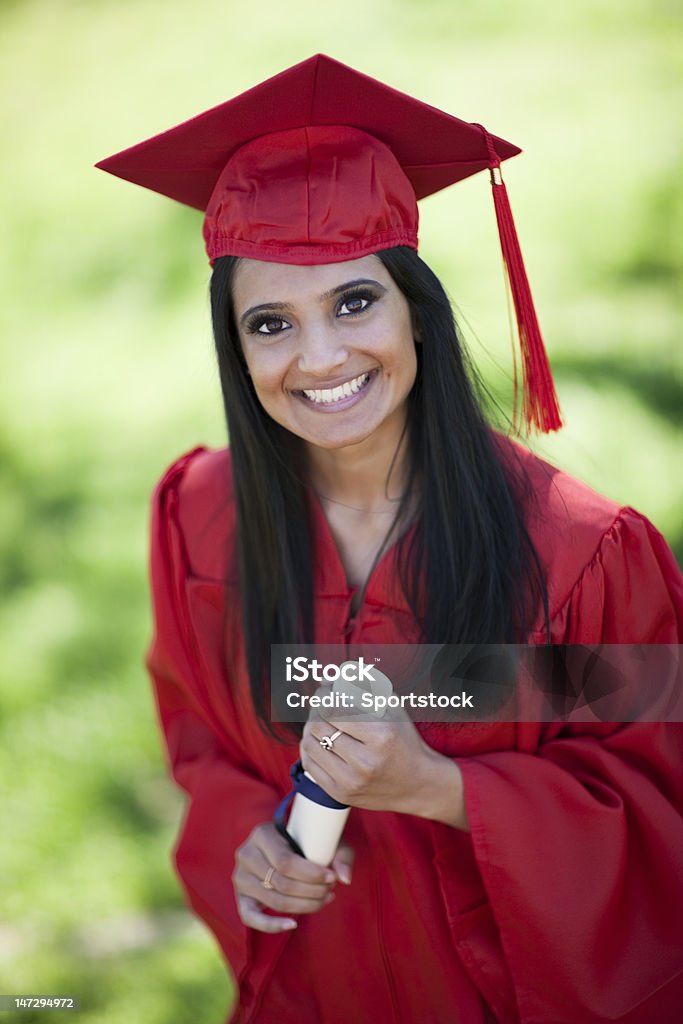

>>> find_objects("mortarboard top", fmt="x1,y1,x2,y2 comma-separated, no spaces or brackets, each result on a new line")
96,54,561,433
95,54,520,214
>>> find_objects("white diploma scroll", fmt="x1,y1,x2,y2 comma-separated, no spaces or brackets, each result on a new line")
286,774,351,866
287,662,393,866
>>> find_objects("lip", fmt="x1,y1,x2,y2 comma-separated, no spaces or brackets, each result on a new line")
293,368,378,412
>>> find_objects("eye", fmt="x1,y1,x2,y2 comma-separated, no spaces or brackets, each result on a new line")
258,317,288,335
337,290,376,318
338,296,368,316
246,315,291,336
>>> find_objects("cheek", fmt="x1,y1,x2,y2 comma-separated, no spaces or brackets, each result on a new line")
386,320,418,377
395,338,418,393
244,351,287,393
400,354,418,395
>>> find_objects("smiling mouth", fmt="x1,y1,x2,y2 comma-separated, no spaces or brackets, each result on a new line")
298,370,376,405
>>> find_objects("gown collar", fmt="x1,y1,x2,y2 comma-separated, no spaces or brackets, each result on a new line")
307,488,417,613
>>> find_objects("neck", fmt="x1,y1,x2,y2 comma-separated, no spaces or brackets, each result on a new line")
304,416,411,514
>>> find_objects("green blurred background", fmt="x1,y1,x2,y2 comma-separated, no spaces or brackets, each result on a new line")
1,0,681,1021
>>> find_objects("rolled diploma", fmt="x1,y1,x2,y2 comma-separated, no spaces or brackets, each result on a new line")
286,774,350,866
286,663,393,865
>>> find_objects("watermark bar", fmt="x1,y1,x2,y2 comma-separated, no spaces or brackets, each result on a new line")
270,644,683,723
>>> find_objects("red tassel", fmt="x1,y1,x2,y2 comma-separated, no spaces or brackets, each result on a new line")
476,127,562,434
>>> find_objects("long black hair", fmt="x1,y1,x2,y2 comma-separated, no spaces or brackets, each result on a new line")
210,246,549,740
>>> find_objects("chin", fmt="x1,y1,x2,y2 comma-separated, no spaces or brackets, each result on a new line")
287,421,371,448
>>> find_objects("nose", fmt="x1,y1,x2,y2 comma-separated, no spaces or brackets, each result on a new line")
296,319,349,379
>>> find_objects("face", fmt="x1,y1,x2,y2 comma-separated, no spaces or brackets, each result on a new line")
232,255,418,453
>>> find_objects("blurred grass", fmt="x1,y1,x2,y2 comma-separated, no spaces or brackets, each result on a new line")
0,0,681,1021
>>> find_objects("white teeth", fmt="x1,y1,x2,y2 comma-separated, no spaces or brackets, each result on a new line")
302,372,371,404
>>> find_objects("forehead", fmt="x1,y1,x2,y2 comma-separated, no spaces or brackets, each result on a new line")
232,253,392,307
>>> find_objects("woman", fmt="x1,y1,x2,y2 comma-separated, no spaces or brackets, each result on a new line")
98,55,683,1023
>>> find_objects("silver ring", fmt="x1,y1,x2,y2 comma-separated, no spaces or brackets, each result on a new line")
262,867,276,890
319,729,343,752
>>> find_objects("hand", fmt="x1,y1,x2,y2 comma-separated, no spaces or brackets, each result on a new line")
232,821,354,933
300,689,468,829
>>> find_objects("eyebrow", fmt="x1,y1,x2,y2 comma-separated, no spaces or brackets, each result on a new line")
238,277,387,327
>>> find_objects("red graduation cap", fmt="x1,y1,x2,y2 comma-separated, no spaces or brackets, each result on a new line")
96,53,561,433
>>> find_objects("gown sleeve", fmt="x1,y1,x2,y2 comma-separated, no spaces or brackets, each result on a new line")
144,450,279,991
442,508,683,1023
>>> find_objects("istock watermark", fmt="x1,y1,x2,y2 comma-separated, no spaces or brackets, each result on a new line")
285,656,378,684
270,644,683,723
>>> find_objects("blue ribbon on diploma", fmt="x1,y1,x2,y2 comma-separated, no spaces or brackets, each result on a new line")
273,760,349,856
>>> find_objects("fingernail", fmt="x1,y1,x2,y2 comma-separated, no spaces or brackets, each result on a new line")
281,920,297,930
324,892,335,904
324,871,336,884
337,865,352,885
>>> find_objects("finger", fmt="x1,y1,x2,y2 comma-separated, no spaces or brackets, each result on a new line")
301,701,343,735
321,715,389,740
237,893,298,933
324,712,416,744
331,842,355,885
250,851,334,901
307,684,366,728
300,742,344,796
237,869,336,916
315,710,385,739
302,723,354,766
248,824,337,886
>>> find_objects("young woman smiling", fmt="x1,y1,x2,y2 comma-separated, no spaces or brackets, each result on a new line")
98,55,683,1024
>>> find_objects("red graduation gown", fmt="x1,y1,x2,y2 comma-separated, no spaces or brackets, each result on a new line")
145,437,683,1023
